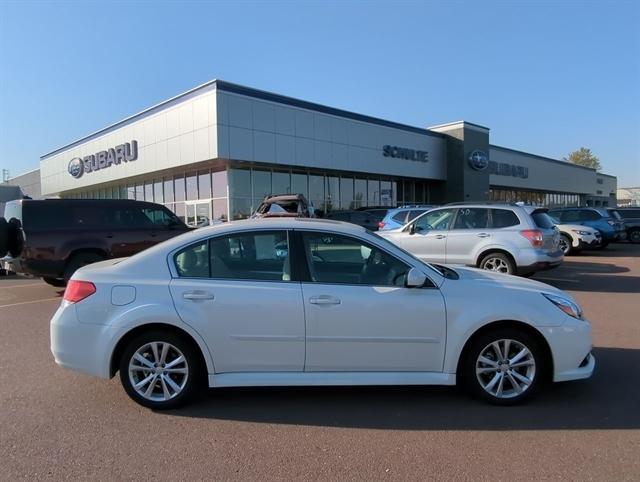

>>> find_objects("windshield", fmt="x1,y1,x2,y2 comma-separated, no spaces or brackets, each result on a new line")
370,231,445,279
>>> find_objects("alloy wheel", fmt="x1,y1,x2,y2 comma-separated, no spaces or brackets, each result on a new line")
483,257,510,273
630,230,640,244
475,339,536,399
559,236,570,255
128,341,189,402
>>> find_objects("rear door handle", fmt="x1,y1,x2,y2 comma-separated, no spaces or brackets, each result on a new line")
477,233,491,238
309,295,341,305
434,234,447,239
183,291,215,301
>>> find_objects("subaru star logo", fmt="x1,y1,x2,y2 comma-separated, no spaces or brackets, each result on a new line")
468,150,489,171
68,157,84,178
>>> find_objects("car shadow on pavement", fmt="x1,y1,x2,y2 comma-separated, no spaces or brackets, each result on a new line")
172,347,640,431
533,262,639,293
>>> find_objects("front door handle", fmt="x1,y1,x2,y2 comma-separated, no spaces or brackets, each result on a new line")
183,291,215,301
477,233,491,238
434,234,447,239
309,295,341,305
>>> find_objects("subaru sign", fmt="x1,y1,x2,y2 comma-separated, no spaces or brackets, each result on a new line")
68,140,138,179
468,150,489,171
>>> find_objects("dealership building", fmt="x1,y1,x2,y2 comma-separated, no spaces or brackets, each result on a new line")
34,80,617,225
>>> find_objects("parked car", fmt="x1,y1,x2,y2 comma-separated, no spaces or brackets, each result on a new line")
252,194,314,218
547,218,602,255
607,208,640,244
378,206,433,231
1,199,189,286
51,217,594,409
325,210,382,231
379,203,562,276
547,207,626,248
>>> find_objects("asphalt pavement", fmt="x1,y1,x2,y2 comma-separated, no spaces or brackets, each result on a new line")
1,244,639,480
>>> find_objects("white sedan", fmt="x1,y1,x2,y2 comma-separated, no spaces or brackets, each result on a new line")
51,218,594,409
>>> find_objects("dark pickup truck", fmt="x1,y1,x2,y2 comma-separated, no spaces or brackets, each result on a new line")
1,199,190,286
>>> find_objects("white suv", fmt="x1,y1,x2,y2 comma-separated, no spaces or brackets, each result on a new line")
379,203,563,276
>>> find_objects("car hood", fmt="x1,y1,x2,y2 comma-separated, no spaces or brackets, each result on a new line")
557,223,597,233
448,265,570,298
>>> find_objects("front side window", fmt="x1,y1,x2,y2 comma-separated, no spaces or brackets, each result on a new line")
302,232,409,287
452,208,489,230
414,209,456,232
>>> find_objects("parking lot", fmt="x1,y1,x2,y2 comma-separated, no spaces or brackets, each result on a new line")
1,244,639,480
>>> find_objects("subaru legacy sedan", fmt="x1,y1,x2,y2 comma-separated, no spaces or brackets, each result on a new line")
51,218,594,409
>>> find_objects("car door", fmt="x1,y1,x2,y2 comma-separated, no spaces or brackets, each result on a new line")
169,229,305,373
390,208,456,263
445,208,490,265
299,231,447,372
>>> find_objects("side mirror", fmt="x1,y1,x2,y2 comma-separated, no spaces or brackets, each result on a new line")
408,223,416,235
405,267,427,288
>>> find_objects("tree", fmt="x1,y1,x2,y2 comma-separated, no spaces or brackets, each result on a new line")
563,147,602,171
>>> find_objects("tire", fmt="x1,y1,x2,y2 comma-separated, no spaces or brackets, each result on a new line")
6,218,24,257
628,229,640,244
461,328,546,405
119,330,202,410
559,234,573,256
0,217,8,257
63,252,105,281
479,252,515,275
43,277,67,288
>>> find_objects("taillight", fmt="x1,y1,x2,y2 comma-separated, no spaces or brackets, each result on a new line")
378,221,386,229
520,229,544,248
64,280,96,303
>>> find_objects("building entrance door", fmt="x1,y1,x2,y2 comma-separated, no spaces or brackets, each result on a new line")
185,200,212,228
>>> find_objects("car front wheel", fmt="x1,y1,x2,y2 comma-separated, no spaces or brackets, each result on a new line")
119,331,202,409
559,234,573,255
462,329,545,405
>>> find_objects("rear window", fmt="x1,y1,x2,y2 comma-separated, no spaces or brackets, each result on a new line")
618,209,640,218
408,209,426,221
531,210,556,229
491,209,520,228
392,211,408,223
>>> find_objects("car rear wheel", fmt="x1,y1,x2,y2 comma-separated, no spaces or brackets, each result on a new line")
462,328,545,405
628,229,640,244
559,234,573,255
63,252,105,281
119,331,202,410
43,277,67,288
479,253,515,275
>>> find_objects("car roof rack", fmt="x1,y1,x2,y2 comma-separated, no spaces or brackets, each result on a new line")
444,201,521,206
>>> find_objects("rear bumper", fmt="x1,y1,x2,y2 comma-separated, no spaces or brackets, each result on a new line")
516,249,563,275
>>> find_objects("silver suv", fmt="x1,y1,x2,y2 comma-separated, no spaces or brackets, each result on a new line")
378,203,562,276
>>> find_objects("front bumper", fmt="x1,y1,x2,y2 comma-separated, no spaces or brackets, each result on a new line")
555,353,595,382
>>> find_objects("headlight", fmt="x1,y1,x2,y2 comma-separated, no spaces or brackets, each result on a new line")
543,293,583,319
571,230,592,235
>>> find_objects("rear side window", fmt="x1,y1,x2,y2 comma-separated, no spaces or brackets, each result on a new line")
452,208,489,230
174,240,209,278
491,209,520,228
142,207,182,226
531,211,556,229
392,211,408,223
581,210,601,221
558,210,580,222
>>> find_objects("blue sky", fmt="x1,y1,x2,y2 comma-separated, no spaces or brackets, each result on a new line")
1,1,639,186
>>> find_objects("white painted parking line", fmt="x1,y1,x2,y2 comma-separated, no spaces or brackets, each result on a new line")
534,277,580,283
0,283,47,289
0,297,60,309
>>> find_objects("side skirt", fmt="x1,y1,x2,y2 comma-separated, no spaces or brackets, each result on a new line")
209,371,456,388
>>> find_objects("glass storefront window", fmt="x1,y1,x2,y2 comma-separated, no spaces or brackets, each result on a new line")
154,180,163,203
253,169,271,202
198,170,211,199
230,198,252,220
340,177,353,210
404,180,414,203
135,183,144,201
292,173,308,198
174,175,185,202
309,174,324,205
415,182,424,204
186,173,198,200
229,168,251,198
144,182,153,202
368,179,380,206
212,170,228,197
354,179,366,209
272,171,291,195
380,181,392,206
213,198,229,223
326,176,340,212
127,185,136,200
164,178,174,203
